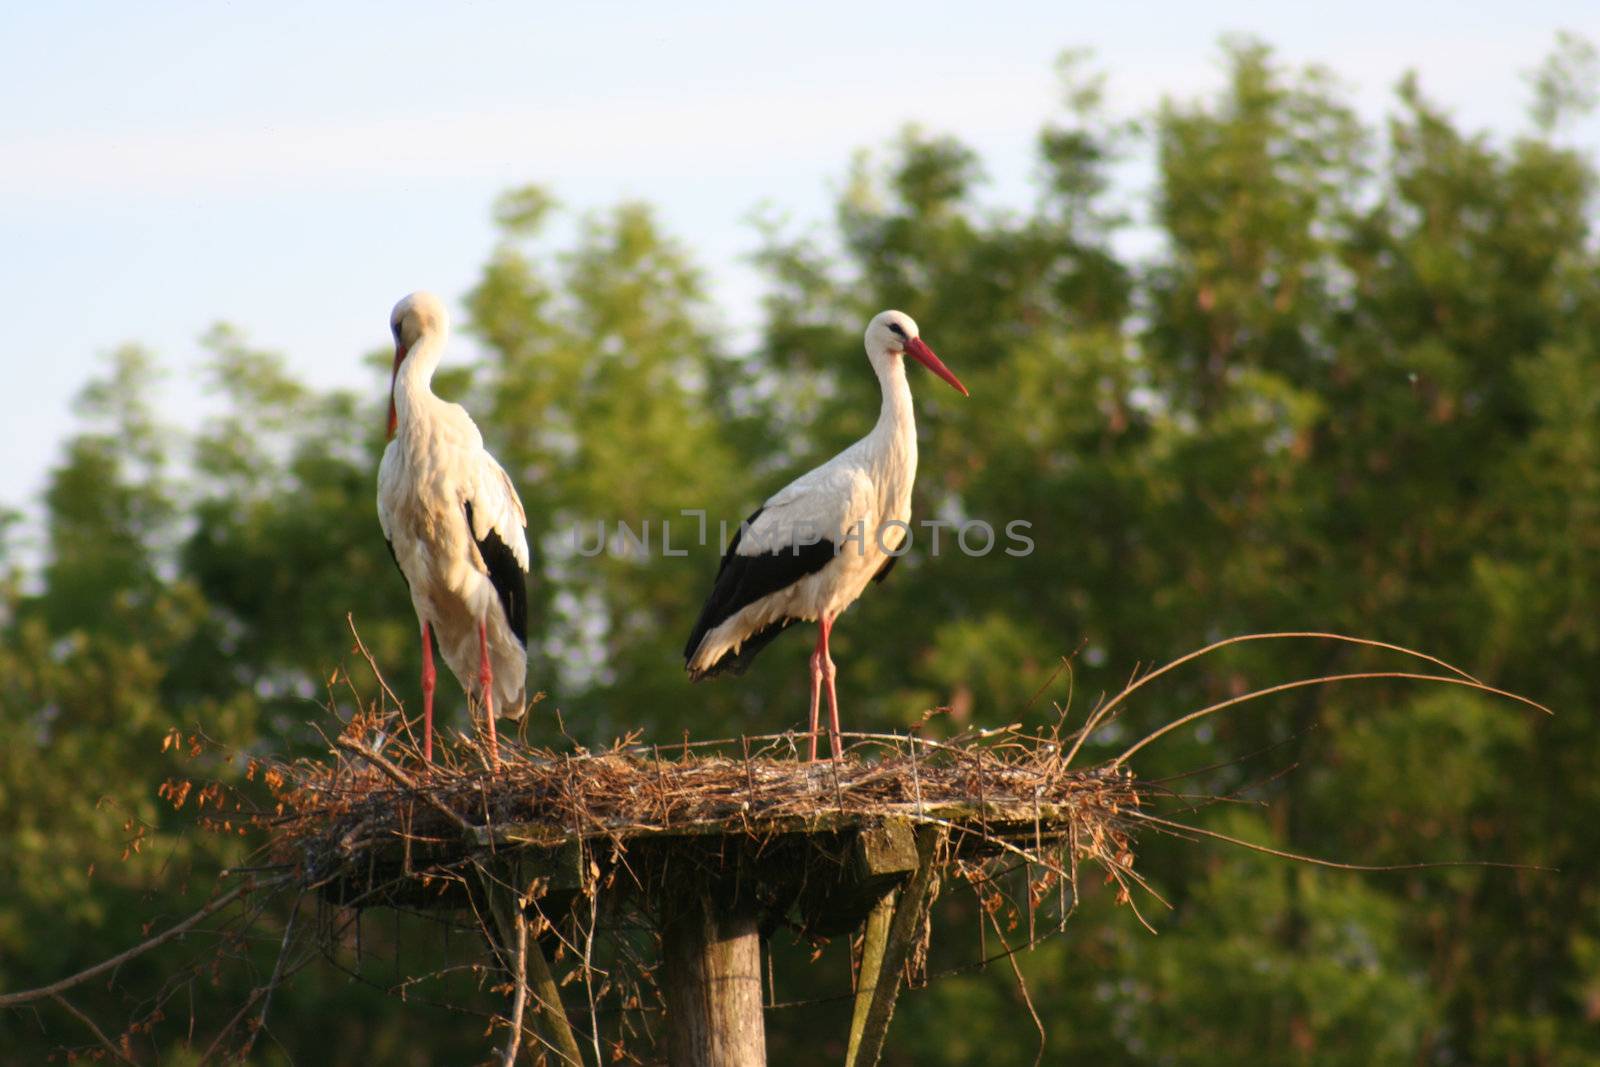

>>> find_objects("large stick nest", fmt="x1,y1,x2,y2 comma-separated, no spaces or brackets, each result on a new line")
273,726,1149,927
15,631,1543,1065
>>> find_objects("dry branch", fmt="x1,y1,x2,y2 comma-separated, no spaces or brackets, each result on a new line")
0,878,274,1009
50,994,136,1066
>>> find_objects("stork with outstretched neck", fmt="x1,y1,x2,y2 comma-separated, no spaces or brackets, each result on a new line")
683,310,968,759
377,291,530,764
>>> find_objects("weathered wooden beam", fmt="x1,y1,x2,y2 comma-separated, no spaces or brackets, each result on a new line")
852,820,918,880
522,928,584,1066
662,892,767,1067
472,800,1081,849
841,828,944,1067
477,861,585,1066
845,888,897,1063
798,818,920,936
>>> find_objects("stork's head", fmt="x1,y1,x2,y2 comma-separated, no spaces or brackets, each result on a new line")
390,290,448,352
865,310,968,396
387,291,449,438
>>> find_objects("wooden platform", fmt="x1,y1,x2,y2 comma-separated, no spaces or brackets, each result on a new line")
280,735,1142,1066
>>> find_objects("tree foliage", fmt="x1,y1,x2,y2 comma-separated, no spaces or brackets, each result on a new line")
2,36,1597,1064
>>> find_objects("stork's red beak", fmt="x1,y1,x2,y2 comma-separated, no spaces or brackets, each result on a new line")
905,336,968,396
386,343,406,439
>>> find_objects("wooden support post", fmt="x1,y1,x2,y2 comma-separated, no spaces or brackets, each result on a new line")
662,892,767,1067
522,925,585,1066
842,828,943,1067
845,888,896,1059
478,861,585,1066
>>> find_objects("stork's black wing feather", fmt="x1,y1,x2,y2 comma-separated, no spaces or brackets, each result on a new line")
384,537,408,588
464,501,529,647
682,507,835,679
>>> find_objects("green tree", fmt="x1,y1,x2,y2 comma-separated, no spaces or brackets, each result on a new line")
4,32,1598,1066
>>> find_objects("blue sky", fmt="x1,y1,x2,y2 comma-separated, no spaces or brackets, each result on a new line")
2,1,1596,521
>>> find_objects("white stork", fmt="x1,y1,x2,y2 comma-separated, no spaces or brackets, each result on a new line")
376,291,530,764
683,310,967,760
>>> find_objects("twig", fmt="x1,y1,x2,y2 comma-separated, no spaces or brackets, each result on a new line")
345,613,412,742
1114,670,1552,767
334,736,471,833
910,731,923,816
1063,631,1508,769
981,909,1046,1067
500,910,528,1067
1022,651,1073,712
741,736,758,809
583,884,603,1067
51,995,136,1066
1128,810,1556,873
233,889,305,1061
0,879,273,1008
199,915,335,1064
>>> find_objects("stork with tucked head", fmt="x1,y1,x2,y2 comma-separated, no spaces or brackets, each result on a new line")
377,291,530,764
683,310,967,760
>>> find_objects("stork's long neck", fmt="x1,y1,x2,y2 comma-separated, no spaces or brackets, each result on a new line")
869,354,918,498
393,330,446,431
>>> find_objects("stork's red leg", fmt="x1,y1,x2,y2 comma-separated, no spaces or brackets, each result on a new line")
420,621,436,764
807,626,826,762
479,620,499,766
819,614,842,760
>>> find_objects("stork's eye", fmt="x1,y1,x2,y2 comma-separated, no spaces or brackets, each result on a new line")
888,322,907,338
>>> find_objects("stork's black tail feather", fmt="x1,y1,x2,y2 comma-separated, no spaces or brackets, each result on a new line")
686,617,798,682
682,506,836,680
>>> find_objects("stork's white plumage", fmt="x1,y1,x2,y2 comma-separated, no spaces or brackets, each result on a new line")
376,291,530,764
683,310,967,759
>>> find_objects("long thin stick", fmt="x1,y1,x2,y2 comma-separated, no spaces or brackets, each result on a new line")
334,736,471,832
1114,670,1551,767
1130,810,1556,872
500,910,528,1067
199,914,336,1063
583,882,602,1067
345,613,415,748
982,909,1046,1067
1064,632,1500,768
51,995,136,1066
0,879,272,1008
234,888,305,1061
